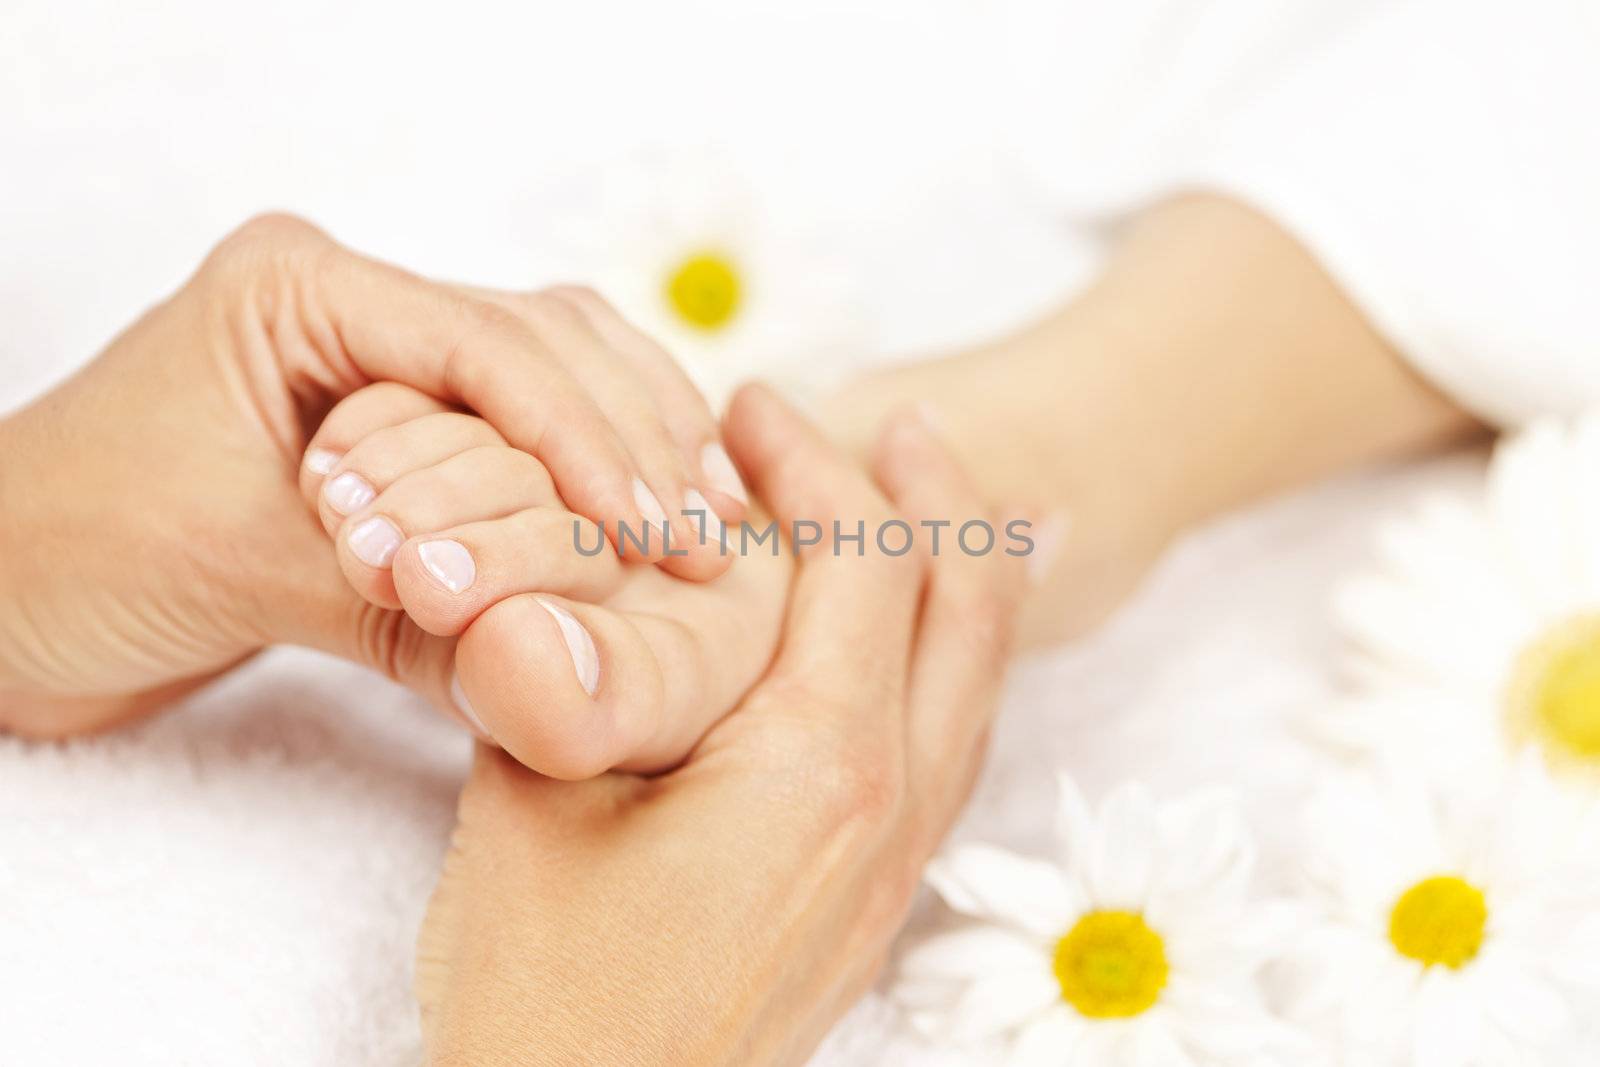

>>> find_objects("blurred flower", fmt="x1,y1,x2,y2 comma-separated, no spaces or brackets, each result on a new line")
1282,756,1600,1066
1329,416,1600,782
550,148,872,409
894,776,1301,1066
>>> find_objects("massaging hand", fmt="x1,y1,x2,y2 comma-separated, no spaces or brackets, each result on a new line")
298,381,788,776
415,386,1026,1065
0,213,750,741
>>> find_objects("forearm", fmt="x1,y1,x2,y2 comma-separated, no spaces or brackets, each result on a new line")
826,193,1482,638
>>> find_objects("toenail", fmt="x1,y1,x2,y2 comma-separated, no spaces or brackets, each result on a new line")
699,442,747,505
304,448,341,475
347,516,402,568
450,672,493,739
324,471,375,515
417,539,476,593
535,597,600,696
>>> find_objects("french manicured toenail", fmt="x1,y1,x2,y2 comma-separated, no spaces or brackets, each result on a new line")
450,672,492,738
324,471,375,515
535,597,600,696
418,539,476,593
304,448,341,475
347,516,402,568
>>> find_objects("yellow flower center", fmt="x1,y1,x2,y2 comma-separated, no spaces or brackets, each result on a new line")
1508,616,1600,761
664,250,742,331
1387,875,1487,969
1052,910,1168,1019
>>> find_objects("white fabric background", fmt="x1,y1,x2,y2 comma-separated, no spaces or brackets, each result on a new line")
0,0,1560,1062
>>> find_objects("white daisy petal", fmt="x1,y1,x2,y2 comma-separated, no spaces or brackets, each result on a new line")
900,777,1286,1060
1414,970,1483,1067
1487,420,1580,616
1285,764,1600,1065
946,968,1063,1044
1053,772,1097,877
1089,783,1160,909
1480,960,1571,1044
1004,1008,1083,1067
926,844,1082,937
1567,415,1600,594
1128,1014,1198,1067
898,924,1049,982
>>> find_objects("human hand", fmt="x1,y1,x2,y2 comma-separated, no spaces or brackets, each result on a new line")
415,385,1026,1065
0,215,745,739
298,381,789,777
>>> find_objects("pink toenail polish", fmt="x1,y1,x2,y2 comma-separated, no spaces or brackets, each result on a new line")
535,597,600,696
418,539,476,593
324,471,375,515
347,516,402,567
450,672,493,739
304,448,341,475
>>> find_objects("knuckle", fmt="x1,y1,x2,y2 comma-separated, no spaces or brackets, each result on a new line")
211,212,320,263
231,211,321,243
425,410,502,446
461,298,526,340
543,283,609,313
202,213,331,295
513,290,585,334
801,730,905,827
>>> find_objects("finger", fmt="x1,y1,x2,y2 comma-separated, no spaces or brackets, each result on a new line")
304,241,660,549
333,445,562,611
722,383,924,711
462,285,732,581
388,507,624,637
452,594,664,779
873,411,1026,837
546,284,749,518
316,412,505,535
299,382,453,508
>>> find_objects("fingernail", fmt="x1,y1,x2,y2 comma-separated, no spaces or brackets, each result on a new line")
450,672,493,738
683,488,723,544
305,448,341,475
912,402,945,435
1025,512,1071,586
699,442,748,504
632,476,667,525
347,516,402,567
417,539,476,593
324,471,375,515
535,597,600,696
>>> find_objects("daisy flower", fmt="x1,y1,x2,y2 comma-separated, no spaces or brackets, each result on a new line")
893,776,1301,1066
1331,416,1600,780
549,148,871,408
1282,755,1600,1066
